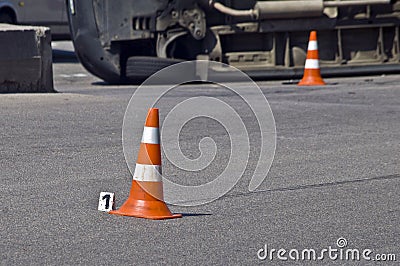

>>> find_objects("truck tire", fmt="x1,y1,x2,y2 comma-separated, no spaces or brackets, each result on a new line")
125,56,183,82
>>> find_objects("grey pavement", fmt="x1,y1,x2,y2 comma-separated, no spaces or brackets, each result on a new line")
0,50,399,264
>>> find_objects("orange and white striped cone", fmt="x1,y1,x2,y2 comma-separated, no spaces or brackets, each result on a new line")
109,108,182,220
298,31,326,86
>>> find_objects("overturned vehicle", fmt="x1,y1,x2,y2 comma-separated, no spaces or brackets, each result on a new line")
67,0,400,83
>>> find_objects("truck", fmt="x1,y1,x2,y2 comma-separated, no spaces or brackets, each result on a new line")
66,0,400,83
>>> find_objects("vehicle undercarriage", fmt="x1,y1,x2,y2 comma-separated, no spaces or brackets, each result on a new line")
67,0,400,83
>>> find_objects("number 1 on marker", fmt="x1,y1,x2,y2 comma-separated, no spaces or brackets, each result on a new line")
98,192,115,212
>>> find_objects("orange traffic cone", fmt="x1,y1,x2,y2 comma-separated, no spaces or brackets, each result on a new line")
298,31,326,86
109,108,182,220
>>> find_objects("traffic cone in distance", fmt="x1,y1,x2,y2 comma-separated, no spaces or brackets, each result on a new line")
109,108,182,220
298,31,326,86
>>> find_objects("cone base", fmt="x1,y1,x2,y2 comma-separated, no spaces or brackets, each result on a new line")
298,78,326,86
109,199,182,220
110,210,182,220
298,70,326,86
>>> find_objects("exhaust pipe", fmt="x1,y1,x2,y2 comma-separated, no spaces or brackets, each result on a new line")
255,1,324,19
324,0,392,7
211,0,392,19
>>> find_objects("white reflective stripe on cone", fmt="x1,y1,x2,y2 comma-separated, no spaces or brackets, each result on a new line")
308,40,318,51
133,163,162,182
141,127,160,144
304,59,320,69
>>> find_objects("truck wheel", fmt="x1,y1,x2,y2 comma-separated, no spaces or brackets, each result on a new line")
125,56,183,82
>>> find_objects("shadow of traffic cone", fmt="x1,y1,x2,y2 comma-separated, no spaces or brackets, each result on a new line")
109,108,182,220
298,31,326,86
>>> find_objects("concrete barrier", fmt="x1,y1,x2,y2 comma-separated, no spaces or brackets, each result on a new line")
0,24,54,93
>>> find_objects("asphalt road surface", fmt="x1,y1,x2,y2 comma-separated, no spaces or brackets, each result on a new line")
1,46,399,264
